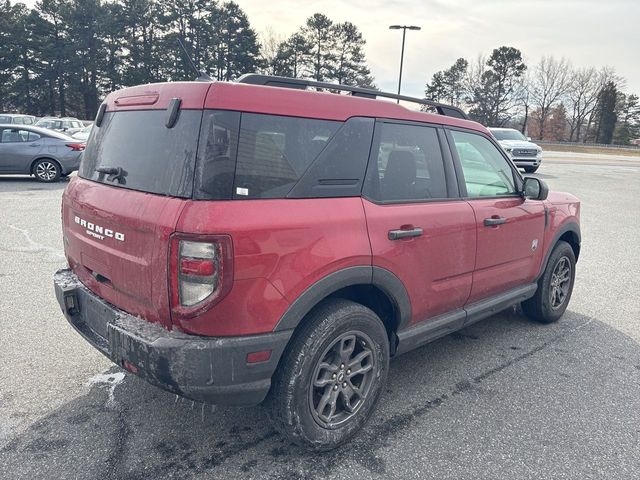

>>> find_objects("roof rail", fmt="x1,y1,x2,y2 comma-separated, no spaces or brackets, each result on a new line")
236,73,469,120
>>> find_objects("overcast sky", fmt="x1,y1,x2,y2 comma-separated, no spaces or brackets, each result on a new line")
16,0,640,97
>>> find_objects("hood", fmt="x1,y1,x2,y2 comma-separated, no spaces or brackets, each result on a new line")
498,139,540,149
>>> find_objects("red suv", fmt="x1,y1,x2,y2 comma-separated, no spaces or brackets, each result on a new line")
54,75,580,450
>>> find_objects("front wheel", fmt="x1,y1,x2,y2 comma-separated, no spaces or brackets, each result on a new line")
524,166,539,173
522,240,576,323
267,299,389,451
33,159,61,182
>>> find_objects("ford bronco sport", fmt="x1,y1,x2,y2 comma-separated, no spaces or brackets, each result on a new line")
54,74,580,450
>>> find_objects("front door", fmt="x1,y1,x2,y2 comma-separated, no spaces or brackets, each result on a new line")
448,129,545,303
363,121,476,326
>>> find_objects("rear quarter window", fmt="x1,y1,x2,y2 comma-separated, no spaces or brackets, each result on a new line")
234,114,340,199
195,112,374,200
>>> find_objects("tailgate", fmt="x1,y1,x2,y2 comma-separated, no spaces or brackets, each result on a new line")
62,177,186,328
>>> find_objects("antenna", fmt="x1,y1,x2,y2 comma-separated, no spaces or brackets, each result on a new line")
177,37,212,82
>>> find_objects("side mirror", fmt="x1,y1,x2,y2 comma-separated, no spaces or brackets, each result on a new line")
527,136,532,141
522,177,548,200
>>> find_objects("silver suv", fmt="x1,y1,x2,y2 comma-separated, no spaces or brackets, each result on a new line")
35,117,85,136
0,113,36,126
488,127,542,173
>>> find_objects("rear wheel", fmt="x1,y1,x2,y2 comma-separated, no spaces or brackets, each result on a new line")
522,240,576,323
33,159,61,182
524,166,538,173
267,299,389,451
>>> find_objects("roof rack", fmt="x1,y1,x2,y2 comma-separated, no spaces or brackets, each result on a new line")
237,74,469,120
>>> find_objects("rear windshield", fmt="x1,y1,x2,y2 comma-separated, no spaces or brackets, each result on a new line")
79,110,202,198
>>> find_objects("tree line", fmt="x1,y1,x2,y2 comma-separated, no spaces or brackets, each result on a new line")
2,1,638,145
0,1,374,120
425,47,640,145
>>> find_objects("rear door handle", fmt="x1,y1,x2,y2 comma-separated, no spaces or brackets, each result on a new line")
484,217,506,227
388,228,423,240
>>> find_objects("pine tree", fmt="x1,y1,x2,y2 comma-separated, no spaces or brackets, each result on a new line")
302,13,335,82
332,22,374,88
594,81,618,144
468,47,526,126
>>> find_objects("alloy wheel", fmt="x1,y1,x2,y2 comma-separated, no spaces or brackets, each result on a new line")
35,161,58,181
549,256,571,309
309,331,376,428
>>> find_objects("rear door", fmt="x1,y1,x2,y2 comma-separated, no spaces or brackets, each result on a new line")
63,88,209,327
363,120,476,326
447,129,545,303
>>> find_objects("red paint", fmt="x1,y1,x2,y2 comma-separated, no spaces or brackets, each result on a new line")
363,199,477,323
62,79,580,340
466,197,546,303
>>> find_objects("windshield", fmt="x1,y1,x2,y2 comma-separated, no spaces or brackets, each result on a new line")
491,129,527,141
36,119,60,129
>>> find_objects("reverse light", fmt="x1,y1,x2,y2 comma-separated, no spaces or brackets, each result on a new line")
66,143,86,151
170,235,233,319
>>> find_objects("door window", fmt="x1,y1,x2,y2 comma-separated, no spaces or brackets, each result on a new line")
451,130,518,198
0,128,30,143
365,122,447,202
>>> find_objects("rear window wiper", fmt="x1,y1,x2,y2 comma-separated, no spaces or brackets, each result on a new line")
96,166,127,184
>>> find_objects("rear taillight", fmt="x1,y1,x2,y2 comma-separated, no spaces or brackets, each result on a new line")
66,143,85,151
169,234,233,319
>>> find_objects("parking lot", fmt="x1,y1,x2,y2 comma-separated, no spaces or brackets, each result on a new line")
1,155,639,479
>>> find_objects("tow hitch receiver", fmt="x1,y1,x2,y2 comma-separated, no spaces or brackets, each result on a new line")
64,291,79,316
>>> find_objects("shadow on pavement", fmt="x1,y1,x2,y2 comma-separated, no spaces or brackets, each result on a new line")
2,309,639,480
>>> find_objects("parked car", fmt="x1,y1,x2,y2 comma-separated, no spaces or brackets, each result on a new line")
489,127,543,173
35,117,85,136
0,124,85,181
54,75,581,450
0,113,36,125
72,124,93,142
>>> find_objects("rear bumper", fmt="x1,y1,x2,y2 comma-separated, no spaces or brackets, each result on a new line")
58,152,82,174
53,269,291,405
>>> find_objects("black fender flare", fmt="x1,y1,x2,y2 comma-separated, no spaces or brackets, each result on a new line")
537,221,581,281
273,266,411,332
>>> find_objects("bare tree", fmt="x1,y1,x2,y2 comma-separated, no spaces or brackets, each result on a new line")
259,27,284,75
584,67,624,142
566,67,600,142
530,56,571,140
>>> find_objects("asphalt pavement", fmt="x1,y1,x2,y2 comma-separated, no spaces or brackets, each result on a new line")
1,156,639,479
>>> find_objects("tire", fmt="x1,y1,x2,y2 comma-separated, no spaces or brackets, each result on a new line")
524,166,538,173
33,159,61,182
267,299,389,451
522,240,576,323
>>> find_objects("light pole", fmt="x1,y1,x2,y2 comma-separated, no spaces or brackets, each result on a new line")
389,25,421,102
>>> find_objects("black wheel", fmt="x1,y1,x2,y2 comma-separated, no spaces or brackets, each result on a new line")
267,299,389,451
33,159,61,182
522,240,576,323
524,166,538,173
